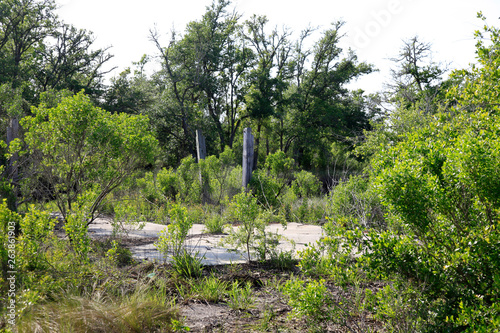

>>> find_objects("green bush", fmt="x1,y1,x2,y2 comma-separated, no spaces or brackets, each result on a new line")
226,280,254,310
155,203,193,258
204,212,225,234
223,191,261,261
283,277,330,331
291,170,321,198
369,108,500,329
250,151,295,209
171,249,203,279
327,175,385,229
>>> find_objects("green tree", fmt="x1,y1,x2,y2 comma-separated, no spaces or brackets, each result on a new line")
150,0,249,159
387,36,448,111
242,14,292,168
19,91,158,226
288,24,372,169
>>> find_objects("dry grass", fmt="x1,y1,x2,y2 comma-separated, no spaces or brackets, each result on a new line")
17,289,179,333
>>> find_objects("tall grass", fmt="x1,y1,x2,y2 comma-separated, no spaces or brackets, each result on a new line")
17,279,179,333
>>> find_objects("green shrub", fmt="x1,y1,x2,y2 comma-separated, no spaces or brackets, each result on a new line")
223,191,261,262
155,203,193,258
327,175,384,229
190,274,229,303
171,250,203,279
283,277,330,331
106,240,134,267
157,167,178,201
250,151,295,209
369,108,500,329
291,170,321,198
204,212,225,234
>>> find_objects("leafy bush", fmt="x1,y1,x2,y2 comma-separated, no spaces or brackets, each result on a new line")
327,175,385,229
19,91,158,227
106,240,134,267
226,280,254,310
369,106,500,329
223,191,261,262
291,170,321,198
190,274,229,302
283,277,330,331
204,212,225,234
171,250,203,279
250,151,294,209
155,203,193,258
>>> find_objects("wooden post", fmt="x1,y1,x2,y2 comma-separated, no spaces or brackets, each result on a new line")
242,127,254,189
196,129,209,202
196,129,206,161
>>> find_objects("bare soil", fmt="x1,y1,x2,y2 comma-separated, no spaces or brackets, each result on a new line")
124,254,386,333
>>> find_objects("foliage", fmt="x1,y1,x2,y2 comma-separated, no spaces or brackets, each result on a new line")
367,22,500,328
190,274,229,303
171,250,203,279
299,222,366,287
224,191,261,262
226,280,254,310
282,277,330,331
291,170,321,198
155,203,193,258
106,240,134,267
250,150,295,209
364,282,431,332
16,285,179,333
139,147,241,207
203,212,225,234
327,175,385,229
19,91,158,227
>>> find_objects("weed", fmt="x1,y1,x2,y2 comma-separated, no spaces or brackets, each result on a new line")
191,274,229,303
226,281,254,310
204,213,226,234
171,250,203,279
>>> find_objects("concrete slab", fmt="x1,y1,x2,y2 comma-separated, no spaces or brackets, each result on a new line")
88,219,323,265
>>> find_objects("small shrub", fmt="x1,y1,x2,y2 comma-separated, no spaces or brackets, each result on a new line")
268,250,296,271
204,213,225,234
327,175,385,229
291,170,321,198
283,277,330,331
223,191,261,262
155,203,193,258
106,240,134,267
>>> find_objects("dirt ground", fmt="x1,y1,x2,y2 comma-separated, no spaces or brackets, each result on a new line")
123,250,386,333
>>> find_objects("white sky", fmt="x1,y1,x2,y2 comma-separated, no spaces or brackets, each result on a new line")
55,0,500,94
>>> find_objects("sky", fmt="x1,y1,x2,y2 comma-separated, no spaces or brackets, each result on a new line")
55,0,500,94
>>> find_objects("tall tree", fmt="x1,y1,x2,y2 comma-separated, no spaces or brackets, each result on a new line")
242,14,293,168
387,36,447,112
150,0,249,159
284,22,374,168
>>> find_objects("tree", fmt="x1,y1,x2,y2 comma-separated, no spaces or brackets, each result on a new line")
33,23,114,98
284,22,373,169
242,14,293,168
18,91,158,226
387,36,448,112
150,0,249,159
356,37,449,160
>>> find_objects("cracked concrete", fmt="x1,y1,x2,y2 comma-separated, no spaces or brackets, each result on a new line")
88,218,324,265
